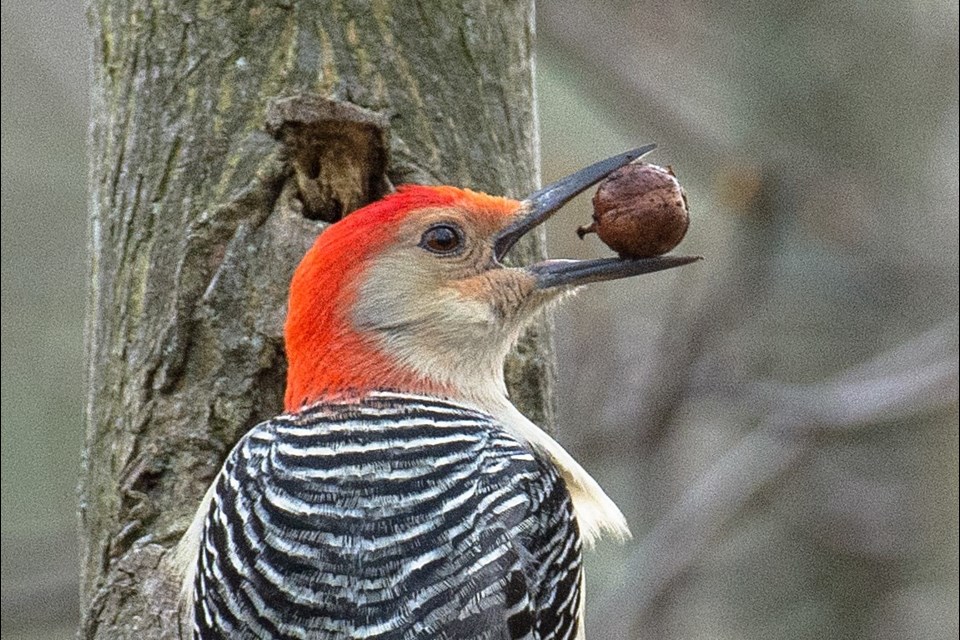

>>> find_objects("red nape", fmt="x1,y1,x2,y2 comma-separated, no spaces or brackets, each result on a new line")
282,185,517,410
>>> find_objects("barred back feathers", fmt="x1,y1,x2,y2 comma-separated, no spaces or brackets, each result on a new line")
180,392,583,640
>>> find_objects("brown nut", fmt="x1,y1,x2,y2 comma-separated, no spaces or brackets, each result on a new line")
577,162,689,258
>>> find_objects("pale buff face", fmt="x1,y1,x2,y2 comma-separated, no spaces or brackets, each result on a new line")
348,205,628,547
351,205,567,402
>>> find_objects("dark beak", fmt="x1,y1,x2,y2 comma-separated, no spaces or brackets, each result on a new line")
493,145,702,289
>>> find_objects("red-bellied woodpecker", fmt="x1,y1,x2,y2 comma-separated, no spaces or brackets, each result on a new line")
175,146,698,639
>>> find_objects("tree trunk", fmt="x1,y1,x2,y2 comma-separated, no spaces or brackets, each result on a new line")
81,2,551,637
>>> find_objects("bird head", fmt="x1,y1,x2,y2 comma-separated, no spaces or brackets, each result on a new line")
284,146,698,411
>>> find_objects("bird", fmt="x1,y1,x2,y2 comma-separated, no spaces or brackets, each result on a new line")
173,146,698,639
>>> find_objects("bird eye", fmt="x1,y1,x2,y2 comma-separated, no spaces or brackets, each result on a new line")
419,224,464,255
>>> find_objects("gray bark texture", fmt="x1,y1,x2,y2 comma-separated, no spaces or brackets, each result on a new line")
81,2,552,637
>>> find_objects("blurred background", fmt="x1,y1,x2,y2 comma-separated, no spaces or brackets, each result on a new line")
2,1,957,638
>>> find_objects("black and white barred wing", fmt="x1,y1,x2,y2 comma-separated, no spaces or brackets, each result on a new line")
187,395,583,639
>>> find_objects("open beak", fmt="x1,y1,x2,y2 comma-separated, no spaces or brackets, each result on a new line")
493,145,701,289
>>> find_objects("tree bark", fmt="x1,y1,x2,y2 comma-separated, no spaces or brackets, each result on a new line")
81,2,551,637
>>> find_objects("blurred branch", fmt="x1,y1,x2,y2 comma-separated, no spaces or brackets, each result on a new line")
755,317,959,434
595,429,807,639
593,320,958,638
538,0,737,155
538,1,863,176
606,169,790,453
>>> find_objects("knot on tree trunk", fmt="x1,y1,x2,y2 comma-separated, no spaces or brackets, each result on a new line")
266,94,392,222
